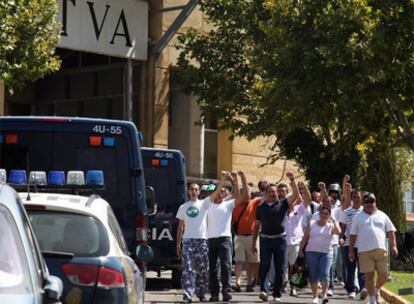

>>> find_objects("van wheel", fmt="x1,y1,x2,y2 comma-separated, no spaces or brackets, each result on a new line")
171,269,182,289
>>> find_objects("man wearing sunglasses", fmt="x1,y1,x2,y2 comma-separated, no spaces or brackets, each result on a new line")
349,192,398,304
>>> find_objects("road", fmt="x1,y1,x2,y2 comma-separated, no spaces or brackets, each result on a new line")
145,271,365,304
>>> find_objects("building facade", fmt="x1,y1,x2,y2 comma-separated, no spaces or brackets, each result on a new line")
0,0,298,186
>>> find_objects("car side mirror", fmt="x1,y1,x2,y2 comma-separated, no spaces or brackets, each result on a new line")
44,275,63,301
145,186,157,215
135,244,154,262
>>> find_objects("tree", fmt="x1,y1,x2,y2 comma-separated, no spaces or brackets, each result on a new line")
177,0,413,228
0,0,61,93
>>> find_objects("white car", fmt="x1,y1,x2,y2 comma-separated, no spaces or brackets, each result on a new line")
20,192,151,304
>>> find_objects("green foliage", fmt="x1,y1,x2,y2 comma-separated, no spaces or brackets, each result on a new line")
0,0,61,93
275,128,360,190
358,132,407,232
177,0,413,226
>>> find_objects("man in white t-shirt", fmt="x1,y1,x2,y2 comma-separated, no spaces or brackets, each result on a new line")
176,180,223,303
349,192,398,304
207,171,249,302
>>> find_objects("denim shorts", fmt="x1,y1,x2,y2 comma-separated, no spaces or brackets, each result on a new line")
305,251,333,283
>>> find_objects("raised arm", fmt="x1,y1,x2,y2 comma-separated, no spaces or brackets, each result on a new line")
342,175,351,210
298,181,311,208
235,171,249,205
286,171,299,206
318,182,328,199
209,171,227,202
230,171,240,200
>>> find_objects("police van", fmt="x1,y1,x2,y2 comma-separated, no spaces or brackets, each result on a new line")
142,148,186,288
0,116,154,280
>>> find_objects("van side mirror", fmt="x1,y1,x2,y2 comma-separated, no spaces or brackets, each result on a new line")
44,275,63,301
145,186,156,215
136,244,154,262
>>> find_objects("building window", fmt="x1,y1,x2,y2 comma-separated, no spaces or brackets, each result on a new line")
404,182,414,213
204,120,217,179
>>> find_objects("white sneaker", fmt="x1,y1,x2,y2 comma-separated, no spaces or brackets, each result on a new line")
290,289,298,296
259,291,268,302
272,297,281,302
311,297,319,304
348,291,356,299
327,288,333,296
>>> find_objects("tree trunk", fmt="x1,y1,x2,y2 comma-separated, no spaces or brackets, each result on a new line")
361,140,407,232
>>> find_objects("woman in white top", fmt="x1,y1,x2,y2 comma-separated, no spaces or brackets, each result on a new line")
299,206,341,304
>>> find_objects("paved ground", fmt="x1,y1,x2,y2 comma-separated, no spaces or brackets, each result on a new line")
145,271,367,304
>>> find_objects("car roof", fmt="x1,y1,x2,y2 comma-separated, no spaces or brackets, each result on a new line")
19,192,109,221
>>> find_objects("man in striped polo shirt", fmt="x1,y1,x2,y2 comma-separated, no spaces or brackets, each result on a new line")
339,184,367,300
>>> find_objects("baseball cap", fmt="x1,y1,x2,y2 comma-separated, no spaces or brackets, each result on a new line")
206,184,216,191
200,185,209,191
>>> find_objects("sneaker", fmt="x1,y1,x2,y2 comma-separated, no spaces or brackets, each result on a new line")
222,291,232,302
183,292,192,303
198,296,207,302
290,289,298,297
231,283,241,292
245,284,254,292
311,297,319,304
209,295,219,302
322,297,329,304
327,288,333,296
259,291,268,301
348,291,356,299
272,297,281,302
360,288,368,300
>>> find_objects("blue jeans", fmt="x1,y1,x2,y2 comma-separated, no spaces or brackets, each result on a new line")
329,244,338,289
306,251,333,283
344,246,365,293
259,236,287,298
208,237,232,295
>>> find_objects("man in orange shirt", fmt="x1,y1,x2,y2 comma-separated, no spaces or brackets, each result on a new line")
232,184,262,292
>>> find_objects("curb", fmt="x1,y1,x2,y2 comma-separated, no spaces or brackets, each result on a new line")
381,287,412,304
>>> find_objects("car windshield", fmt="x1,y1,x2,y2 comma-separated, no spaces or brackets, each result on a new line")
0,205,32,293
28,211,109,257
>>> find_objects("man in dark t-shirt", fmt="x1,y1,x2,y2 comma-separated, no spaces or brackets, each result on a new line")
252,172,299,302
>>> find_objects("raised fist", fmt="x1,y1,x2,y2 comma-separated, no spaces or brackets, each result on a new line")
286,171,295,180
318,182,326,190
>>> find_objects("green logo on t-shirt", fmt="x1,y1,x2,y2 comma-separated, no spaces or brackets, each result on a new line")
186,206,199,218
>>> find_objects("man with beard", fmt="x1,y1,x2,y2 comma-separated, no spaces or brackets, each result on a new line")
252,172,299,302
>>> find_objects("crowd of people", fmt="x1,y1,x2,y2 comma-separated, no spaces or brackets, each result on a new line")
175,171,398,304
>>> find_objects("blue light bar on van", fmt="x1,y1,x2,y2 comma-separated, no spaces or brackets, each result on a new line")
9,170,27,184
103,137,115,146
48,171,65,185
0,135,3,144
86,170,104,186
160,160,168,167
0,169,6,183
